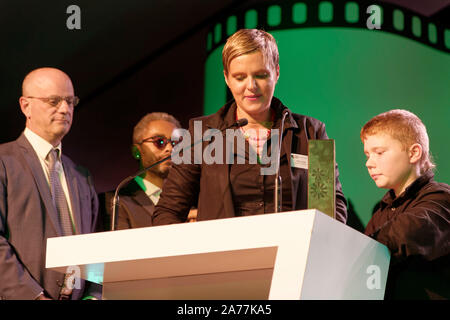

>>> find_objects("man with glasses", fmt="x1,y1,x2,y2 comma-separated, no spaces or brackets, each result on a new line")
0,67,101,300
100,112,197,231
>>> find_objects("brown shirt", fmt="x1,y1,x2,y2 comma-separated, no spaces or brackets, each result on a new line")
154,97,347,225
229,146,293,216
365,170,450,299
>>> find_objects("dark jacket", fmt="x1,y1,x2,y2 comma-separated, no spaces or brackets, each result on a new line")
0,134,100,300
99,179,155,231
153,97,347,225
365,170,450,299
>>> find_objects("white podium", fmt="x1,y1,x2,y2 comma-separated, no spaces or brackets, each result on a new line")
46,210,390,300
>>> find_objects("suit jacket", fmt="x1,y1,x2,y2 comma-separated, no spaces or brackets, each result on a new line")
153,97,347,225
99,179,155,231
0,133,100,300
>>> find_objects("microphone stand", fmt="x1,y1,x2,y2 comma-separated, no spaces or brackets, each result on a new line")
110,118,249,231
274,110,288,213
111,154,171,231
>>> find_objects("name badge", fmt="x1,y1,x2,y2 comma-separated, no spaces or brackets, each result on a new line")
291,153,308,169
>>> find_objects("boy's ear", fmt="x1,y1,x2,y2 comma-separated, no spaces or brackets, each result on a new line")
409,143,423,164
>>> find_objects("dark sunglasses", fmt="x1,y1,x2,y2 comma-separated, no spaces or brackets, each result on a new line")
139,136,182,149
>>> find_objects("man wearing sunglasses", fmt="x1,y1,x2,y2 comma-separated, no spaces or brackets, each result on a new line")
0,67,101,300
99,112,197,231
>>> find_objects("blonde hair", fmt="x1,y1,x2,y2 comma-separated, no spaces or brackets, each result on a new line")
222,29,279,75
361,109,435,173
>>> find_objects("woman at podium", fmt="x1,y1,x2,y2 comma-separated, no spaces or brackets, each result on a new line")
153,29,347,225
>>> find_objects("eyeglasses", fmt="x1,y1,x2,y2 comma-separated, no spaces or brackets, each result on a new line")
25,95,80,107
138,136,181,149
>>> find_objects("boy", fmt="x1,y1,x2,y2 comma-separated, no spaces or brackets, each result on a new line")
361,109,449,300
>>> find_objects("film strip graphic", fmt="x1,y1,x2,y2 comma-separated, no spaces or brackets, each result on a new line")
206,0,450,55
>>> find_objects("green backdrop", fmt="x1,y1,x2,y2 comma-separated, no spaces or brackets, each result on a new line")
203,1,449,227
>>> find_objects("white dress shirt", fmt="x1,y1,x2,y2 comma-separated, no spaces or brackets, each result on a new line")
23,128,75,230
134,176,162,205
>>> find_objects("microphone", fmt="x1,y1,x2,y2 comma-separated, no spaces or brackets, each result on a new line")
274,110,289,213
110,118,248,231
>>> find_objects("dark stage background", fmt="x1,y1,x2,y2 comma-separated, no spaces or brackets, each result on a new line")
1,0,448,229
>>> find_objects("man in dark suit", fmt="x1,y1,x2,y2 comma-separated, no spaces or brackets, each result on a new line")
0,67,101,300
100,112,197,231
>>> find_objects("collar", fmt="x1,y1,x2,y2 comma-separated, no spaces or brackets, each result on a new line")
134,176,162,198
24,128,63,162
381,170,435,206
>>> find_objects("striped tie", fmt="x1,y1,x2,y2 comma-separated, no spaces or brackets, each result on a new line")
47,148,73,236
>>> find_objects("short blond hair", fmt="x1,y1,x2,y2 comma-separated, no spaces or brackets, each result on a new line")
222,29,279,75
361,109,435,174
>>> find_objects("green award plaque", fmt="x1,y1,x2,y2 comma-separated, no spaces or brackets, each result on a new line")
308,139,335,219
